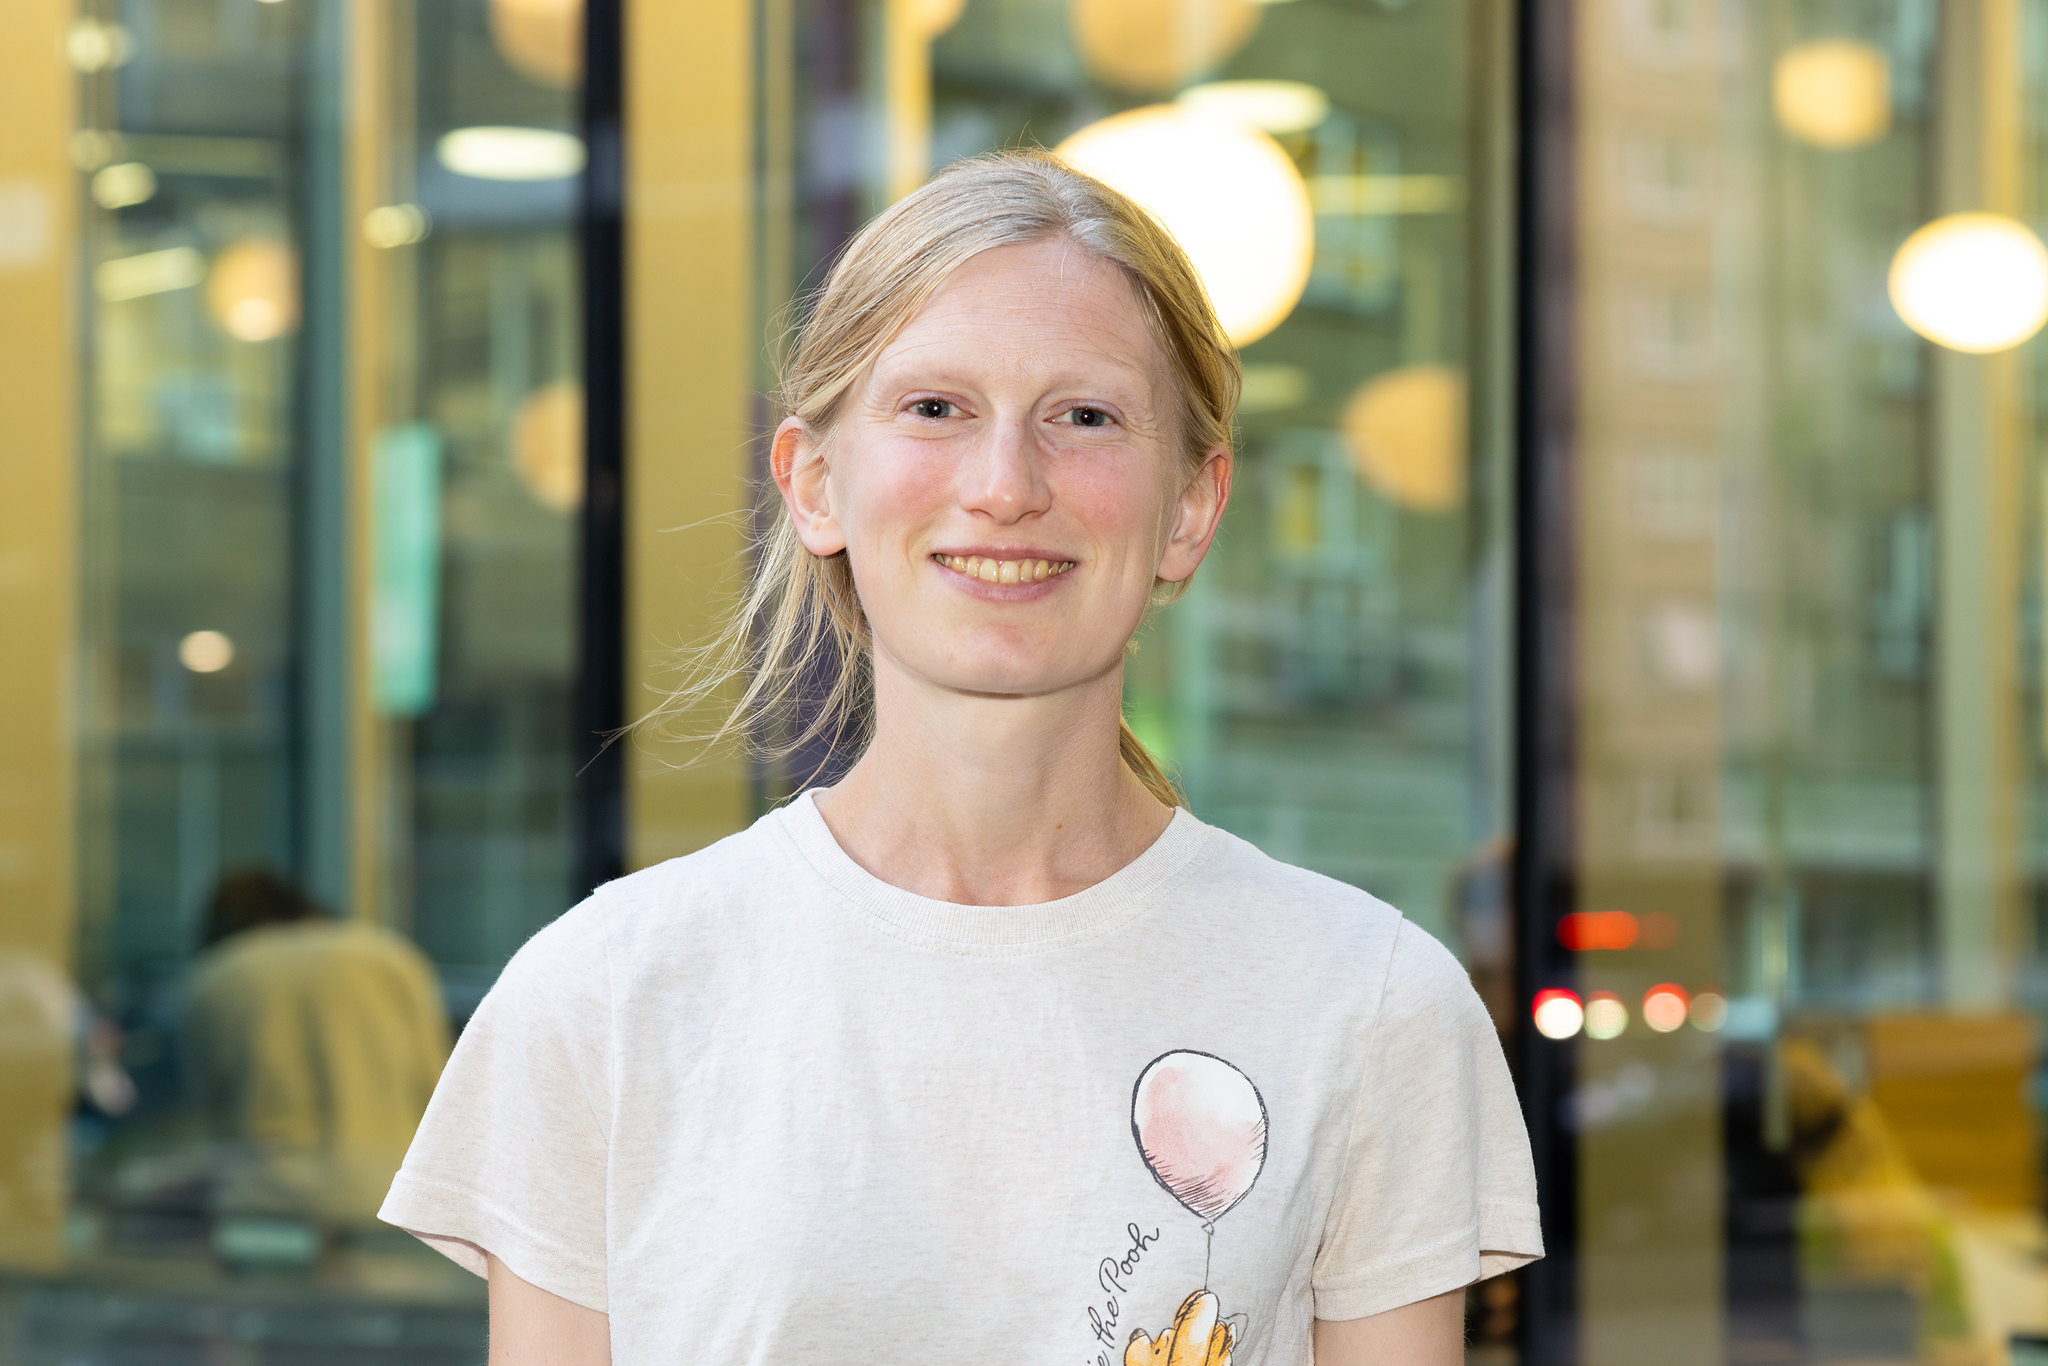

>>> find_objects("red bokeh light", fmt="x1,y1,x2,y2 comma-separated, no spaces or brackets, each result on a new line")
1558,911,1638,951
1642,982,1690,1033
1531,988,1585,1039
1557,909,1683,951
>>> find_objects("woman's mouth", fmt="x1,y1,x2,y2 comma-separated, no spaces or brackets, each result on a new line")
932,553,1076,585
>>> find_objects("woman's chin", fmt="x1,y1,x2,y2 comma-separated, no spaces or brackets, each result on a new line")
894,655,1107,702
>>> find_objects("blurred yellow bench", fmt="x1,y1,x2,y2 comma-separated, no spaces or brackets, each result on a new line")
1865,1014,2038,1213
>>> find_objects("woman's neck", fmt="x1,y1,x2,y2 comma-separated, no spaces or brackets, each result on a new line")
811,655,1173,906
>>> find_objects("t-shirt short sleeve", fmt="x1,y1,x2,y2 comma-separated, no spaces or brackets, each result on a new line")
1311,919,1543,1320
378,903,613,1312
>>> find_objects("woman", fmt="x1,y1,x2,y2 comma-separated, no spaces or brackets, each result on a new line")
381,152,1540,1366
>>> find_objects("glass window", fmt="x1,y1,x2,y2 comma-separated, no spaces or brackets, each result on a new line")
1,0,585,1352
1550,2,2048,1363
755,0,1517,1342
760,1,1517,930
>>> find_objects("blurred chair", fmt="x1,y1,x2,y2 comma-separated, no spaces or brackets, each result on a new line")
1864,1014,2038,1213
183,869,450,1228
1787,1012,2047,1363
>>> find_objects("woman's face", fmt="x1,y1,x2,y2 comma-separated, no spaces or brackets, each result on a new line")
774,236,1231,704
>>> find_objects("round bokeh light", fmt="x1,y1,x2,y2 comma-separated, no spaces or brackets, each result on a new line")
1068,0,1260,93
1689,990,1728,1033
1642,983,1690,1034
1532,988,1584,1041
1584,993,1629,1041
1889,212,2048,354
1340,365,1466,513
1057,105,1313,348
179,629,235,674
206,240,300,343
1772,40,1890,149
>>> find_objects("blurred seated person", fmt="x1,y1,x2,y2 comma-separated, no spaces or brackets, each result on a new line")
184,868,450,1227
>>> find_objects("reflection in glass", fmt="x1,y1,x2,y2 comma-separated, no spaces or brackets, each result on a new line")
20,0,585,1353
1566,3,2048,1364
766,0,1508,955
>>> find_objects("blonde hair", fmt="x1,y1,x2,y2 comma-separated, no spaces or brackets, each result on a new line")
651,150,1240,805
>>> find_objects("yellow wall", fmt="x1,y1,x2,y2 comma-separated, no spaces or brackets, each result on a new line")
0,0,77,1270
624,0,755,865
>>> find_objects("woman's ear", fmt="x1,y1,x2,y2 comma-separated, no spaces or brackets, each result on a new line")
1156,444,1233,583
771,415,847,557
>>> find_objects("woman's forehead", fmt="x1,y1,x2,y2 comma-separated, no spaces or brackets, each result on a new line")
872,239,1166,389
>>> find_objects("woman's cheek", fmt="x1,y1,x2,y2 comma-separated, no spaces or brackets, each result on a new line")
1053,464,1169,555
834,444,957,561
855,442,961,527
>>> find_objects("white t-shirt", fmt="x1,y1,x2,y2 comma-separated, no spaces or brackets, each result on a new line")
380,791,1541,1365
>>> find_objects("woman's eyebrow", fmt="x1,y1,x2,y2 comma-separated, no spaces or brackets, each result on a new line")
872,352,1158,393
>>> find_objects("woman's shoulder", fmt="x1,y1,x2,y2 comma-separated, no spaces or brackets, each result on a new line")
593,810,791,914
1170,816,1461,999
502,809,795,977
1174,817,1483,1027
1184,816,1407,938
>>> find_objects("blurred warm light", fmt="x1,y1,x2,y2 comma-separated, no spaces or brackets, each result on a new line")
1340,365,1465,511
1237,363,1309,414
1689,990,1728,1033
907,0,967,36
1558,910,1638,952
1311,174,1462,217
1058,107,1310,347
179,630,235,674
1069,0,1260,93
1772,40,1889,149
1642,984,1690,1033
489,0,583,90
96,246,204,302
66,18,133,72
438,127,586,182
90,162,156,211
206,240,300,342
512,381,585,513
363,204,432,249
1177,80,1329,134
1584,993,1629,1041
1532,989,1584,1041
1888,213,2048,353
71,129,117,171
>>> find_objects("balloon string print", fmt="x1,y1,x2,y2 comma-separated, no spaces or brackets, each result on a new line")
1124,1051,1267,1366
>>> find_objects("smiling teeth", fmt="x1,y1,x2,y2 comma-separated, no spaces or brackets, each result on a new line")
934,554,1075,584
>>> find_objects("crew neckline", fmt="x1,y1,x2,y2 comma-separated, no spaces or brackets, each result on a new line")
772,787,1214,955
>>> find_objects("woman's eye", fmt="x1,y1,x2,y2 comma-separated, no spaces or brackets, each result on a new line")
908,399,953,420
1062,406,1113,428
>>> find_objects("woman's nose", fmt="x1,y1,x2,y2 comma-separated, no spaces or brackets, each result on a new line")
957,416,1052,522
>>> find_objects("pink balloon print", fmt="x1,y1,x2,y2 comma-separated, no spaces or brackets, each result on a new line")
1131,1051,1268,1226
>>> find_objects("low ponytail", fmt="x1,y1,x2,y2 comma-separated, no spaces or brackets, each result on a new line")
1118,716,1183,808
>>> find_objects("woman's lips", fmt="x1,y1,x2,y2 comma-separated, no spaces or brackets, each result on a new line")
932,553,1076,586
